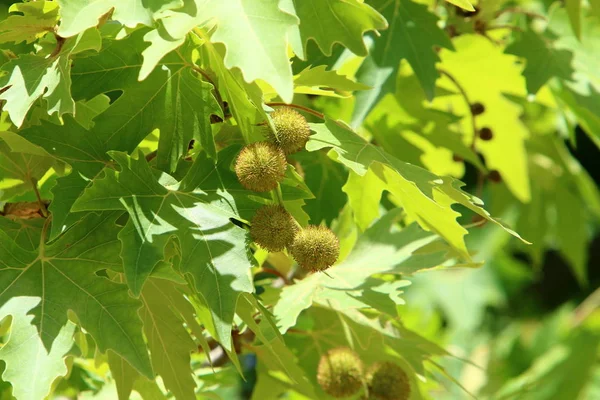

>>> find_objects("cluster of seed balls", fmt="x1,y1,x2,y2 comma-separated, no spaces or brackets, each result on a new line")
234,107,340,272
317,347,411,400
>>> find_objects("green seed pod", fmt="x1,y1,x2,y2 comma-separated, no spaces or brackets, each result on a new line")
265,107,311,154
250,205,298,252
290,225,339,272
235,142,287,192
317,347,364,398
366,362,411,400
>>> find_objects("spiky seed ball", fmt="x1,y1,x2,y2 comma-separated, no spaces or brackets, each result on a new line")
366,362,411,400
317,347,364,398
250,205,298,252
235,142,287,192
290,225,339,272
265,107,311,154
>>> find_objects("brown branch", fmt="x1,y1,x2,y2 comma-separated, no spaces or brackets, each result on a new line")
50,35,66,58
145,150,157,162
30,177,48,218
261,266,291,285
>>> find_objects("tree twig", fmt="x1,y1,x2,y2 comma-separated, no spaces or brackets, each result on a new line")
261,266,291,285
30,177,48,218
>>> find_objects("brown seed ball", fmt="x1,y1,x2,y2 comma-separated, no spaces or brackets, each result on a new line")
234,142,287,192
317,347,364,398
366,362,411,400
250,205,298,252
479,127,493,141
470,102,485,116
265,107,311,154
290,225,340,272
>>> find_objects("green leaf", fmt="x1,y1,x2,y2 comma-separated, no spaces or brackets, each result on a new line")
283,0,387,58
274,210,449,333
435,35,532,202
55,0,182,37
307,119,526,258
107,352,137,400
143,0,298,102
293,65,371,98
0,297,75,400
0,139,54,200
505,30,575,94
237,293,316,396
140,279,197,400
294,151,348,225
0,28,102,127
444,0,475,11
565,0,582,40
0,212,153,378
72,149,256,347
0,1,59,44
369,0,454,100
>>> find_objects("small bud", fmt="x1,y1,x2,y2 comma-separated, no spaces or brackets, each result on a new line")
488,170,502,183
470,102,485,116
366,362,411,400
479,127,493,141
291,225,340,272
452,154,464,162
235,142,287,192
250,205,298,252
317,347,364,398
265,107,311,154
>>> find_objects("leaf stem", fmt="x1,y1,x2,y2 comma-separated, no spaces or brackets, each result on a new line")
175,47,226,115
275,184,285,206
261,266,291,285
30,177,48,218
438,69,486,198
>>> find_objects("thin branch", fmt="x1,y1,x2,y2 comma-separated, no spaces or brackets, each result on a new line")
30,177,48,218
572,286,600,327
145,150,157,162
438,69,478,150
261,266,291,285
175,47,226,115
50,34,66,58
439,69,488,198
266,102,325,120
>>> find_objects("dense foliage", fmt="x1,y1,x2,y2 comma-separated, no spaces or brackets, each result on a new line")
0,0,599,399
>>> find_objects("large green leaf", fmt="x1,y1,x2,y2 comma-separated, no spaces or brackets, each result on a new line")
282,0,387,58
141,0,298,102
15,31,220,238
0,212,153,378
505,29,574,94
0,139,54,201
0,28,101,127
72,149,257,347
307,119,526,259
369,0,454,100
0,297,75,400
140,279,197,400
0,1,59,45
55,0,182,37
435,35,532,202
